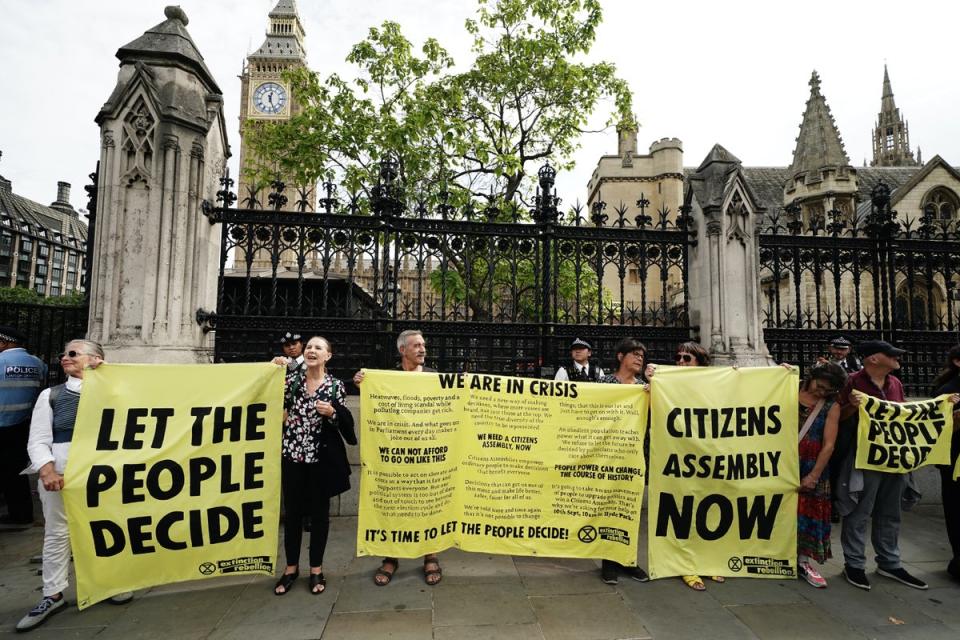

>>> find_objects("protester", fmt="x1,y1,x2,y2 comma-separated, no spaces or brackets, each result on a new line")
931,344,960,582
270,336,355,596
665,341,726,591
816,336,862,374
353,330,443,586
555,338,603,382
17,340,132,632
796,363,845,588
0,326,46,530
279,332,304,372
596,337,649,584
836,340,927,590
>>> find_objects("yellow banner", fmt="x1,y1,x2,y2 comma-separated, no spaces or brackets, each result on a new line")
63,363,284,609
648,366,799,579
855,394,953,473
357,370,647,566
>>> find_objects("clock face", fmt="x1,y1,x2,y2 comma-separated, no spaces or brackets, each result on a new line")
253,82,287,115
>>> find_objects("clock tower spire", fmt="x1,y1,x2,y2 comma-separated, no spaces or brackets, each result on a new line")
237,0,310,212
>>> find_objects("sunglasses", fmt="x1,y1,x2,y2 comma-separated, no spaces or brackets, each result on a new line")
58,350,86,359
675,353,694,363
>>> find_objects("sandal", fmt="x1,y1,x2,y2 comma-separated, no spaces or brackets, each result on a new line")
373,559,398,586
710,576,725,583
309,572,326,595
682,575,706,591
274,570,299,595
423,556,443,586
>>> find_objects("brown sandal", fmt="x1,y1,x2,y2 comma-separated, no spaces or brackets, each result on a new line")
374,559,397,586
423,557,442,586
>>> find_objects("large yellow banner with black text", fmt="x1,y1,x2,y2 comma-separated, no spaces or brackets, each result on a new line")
357,370,647,566
648,366,799,580
63,364,284,609
855,394,953,473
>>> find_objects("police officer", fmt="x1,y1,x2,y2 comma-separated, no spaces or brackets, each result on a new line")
817,336,862,374
279,332,304,372
554,338,603,382
0,326,46,529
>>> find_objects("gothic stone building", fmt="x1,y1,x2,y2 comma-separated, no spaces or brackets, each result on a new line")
0,155,88,296
588,66,960,330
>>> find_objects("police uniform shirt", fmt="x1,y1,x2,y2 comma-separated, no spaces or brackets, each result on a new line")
0,348,47,427
554,362,603,382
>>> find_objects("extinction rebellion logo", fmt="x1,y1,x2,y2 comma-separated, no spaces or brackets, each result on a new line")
198,556,273,575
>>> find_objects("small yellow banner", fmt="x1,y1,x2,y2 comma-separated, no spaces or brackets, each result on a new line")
648,366,799,580
855,394,953,473
357,370,648,566
62,363,284,609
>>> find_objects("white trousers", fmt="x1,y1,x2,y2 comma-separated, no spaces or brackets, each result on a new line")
38,481,70,597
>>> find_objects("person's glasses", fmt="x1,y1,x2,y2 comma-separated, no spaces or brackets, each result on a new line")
628,350,645,359
675,353,694,363
58,350,84,359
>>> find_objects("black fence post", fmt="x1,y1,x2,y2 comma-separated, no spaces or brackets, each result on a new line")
536,163,558,377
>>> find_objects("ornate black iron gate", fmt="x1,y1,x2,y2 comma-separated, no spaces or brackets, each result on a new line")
201,162,696,386
759,182,960,395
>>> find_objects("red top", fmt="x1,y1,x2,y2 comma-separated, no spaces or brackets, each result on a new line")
838,367,905,406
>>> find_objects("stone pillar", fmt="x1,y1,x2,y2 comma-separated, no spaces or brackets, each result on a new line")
89,6,228,363
685,145,773,366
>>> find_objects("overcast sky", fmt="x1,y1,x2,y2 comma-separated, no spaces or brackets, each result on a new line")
2,0,958,215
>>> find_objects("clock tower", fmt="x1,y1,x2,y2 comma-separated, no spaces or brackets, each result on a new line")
237,0,309,211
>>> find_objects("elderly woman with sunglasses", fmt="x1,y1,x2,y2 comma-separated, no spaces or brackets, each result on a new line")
662,342,727,591
17,340,132,632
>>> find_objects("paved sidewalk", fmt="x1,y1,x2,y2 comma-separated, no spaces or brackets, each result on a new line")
1,506,958,639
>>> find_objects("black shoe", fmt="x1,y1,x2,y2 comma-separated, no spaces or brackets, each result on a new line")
624,566,649,582
947,559,960,582
601,560,619,585
877,567,928,590
843,565,871,590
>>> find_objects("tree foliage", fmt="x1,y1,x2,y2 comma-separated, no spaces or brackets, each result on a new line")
245,0,633,205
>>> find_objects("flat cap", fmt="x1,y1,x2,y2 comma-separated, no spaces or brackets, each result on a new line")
857,340,906,358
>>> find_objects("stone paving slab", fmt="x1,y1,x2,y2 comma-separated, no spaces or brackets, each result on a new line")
728,603,863,639
0,507,959,638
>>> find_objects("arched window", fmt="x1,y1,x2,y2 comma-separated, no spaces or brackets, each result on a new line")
922,187,960,220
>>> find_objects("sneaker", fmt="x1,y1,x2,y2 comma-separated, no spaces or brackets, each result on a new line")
624,566,649,583
108,591,134,605
600,560,619,585
877,567,928,590
799,561,827,588
843,565,871,590
15,595,66,631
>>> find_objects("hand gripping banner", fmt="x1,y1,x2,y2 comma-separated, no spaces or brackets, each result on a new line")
63,363,284,608
648,366,799,580
357,370,648,566
855,394,953,473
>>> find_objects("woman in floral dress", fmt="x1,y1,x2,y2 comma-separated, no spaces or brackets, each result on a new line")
272,336,356,596
796,363,845,588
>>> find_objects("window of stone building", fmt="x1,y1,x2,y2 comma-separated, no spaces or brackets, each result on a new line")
0,256,9,280
628,267,641,285
922,187,959,220
51,283,61,297
0,232,11,256
53,247,64,266
34,280,45,295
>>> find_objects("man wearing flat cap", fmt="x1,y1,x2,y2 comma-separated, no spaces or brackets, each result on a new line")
817,335,861,374
279,332,304,372
555,338,603,382
834,339,928,591
0,326,46,529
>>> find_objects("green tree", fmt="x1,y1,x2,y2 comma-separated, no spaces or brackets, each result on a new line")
247,0,632,204
245,0,631,319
